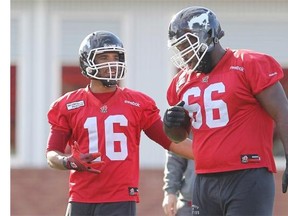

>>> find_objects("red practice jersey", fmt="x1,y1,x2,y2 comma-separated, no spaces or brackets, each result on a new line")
167,48,284,174
48,86,161,203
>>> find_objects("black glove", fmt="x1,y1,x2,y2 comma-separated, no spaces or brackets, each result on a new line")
163,101,189,129
282,154,288,193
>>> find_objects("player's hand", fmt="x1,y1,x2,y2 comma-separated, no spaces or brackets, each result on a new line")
282,154,288,193
164,101,187,128
162,194,177,216
163,101,191,143
63,141,104,174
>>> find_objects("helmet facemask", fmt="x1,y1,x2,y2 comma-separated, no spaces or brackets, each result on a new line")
169,32,208,74
85,47,126,86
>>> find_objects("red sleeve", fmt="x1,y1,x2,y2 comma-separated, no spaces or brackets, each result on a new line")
144,118,171,150
243,51,284,94
46,129,71,153
138,93,162,131
47,102,71,133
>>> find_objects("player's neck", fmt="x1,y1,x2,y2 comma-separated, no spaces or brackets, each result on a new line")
89,80,117,93
211,45,226,67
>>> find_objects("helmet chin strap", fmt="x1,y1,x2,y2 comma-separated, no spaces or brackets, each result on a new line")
87,68,118,87
196,51,213,74
196,37,220,74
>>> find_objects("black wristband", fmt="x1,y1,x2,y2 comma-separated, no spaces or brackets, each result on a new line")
62,156,79,170
62,156,69,169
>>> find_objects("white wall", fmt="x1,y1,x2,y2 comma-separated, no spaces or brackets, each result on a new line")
10,0,288,168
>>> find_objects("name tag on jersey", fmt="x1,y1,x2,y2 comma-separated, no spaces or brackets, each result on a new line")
66,100,85,110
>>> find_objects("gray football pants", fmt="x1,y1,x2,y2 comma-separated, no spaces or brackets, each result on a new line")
192,168,275,216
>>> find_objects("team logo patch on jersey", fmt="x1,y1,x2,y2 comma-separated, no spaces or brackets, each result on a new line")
66,100,85,110
100,105,108,113
128,187,139,196
202,75,209,83
241,154,261,163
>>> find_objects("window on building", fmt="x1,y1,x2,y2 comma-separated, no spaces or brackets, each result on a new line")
62,66,89,94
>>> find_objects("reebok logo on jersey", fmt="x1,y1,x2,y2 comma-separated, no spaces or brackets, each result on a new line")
66,100,85,110
230,66,244,72
268,72,278,77
124,100,140,107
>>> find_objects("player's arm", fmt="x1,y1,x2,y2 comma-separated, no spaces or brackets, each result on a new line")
144,119,194,160
162,151,187,216
46,129,70,170
46,150,67,170
169,139,193,159
163,151,187,193
255,81,288,193
46,129,103,173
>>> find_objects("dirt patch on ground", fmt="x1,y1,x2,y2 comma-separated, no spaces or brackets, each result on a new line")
11,169,287,216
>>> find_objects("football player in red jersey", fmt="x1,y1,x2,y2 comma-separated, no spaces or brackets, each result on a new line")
46,30,193,216
163,6,288,216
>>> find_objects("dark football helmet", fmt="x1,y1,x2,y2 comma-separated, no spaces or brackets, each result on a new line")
168,6,224,73
79,31,126,87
